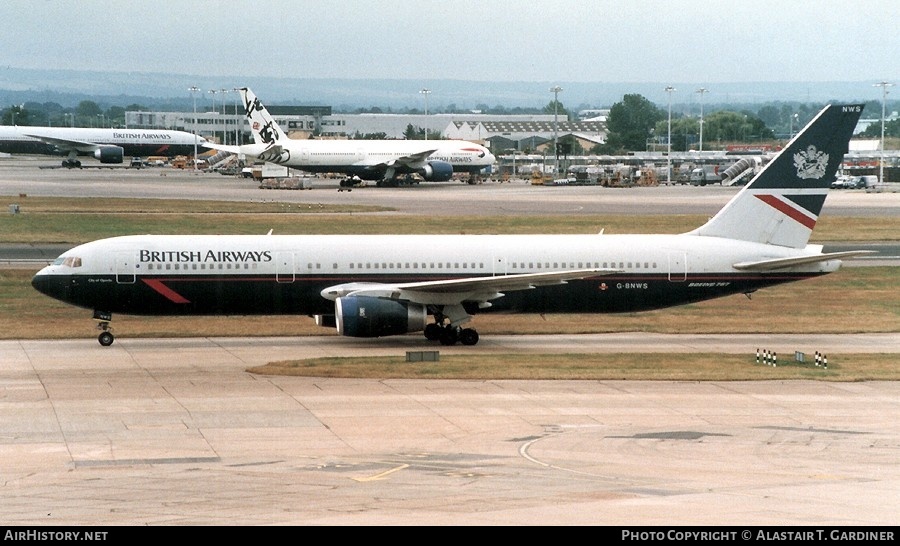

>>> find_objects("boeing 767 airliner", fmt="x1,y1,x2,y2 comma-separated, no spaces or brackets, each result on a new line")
32,103,870,346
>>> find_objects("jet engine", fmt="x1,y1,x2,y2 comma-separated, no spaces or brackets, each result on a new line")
417,160,454,181
93,145,125,164
335,296,427,338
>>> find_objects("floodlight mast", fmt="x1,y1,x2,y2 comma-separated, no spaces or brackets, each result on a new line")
188,86,200,172
550,85,563,176
874,81,893,184
665,86,676,184
696,87,707,152
420,88,431,141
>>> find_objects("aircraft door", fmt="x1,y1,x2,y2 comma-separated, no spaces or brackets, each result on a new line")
115,252,136,284
667,252,687,282
492,256,508,276
300,148,310,164
276,252,294,283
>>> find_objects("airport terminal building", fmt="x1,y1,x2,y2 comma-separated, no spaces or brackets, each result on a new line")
123,107,606,153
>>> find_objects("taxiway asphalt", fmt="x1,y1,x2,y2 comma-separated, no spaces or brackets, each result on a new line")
2,335,898,526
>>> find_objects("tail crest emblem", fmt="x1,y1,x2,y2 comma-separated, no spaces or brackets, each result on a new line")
793,145,829,179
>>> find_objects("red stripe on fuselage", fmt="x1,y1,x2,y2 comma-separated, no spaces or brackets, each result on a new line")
755,194,816,230
142,279,191,303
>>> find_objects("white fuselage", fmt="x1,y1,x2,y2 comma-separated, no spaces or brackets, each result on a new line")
0,126,203,149
240,138,495,176
32,232,837,318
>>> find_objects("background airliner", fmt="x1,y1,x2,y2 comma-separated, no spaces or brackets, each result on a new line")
206,88,495,187
32,103,869,346
0,126,206,167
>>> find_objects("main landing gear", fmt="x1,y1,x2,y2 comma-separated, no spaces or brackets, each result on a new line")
62,158,82,168
423,322,479,346
93,310,114,346
424,306,479,346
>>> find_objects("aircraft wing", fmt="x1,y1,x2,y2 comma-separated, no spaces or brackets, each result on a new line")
22,131,102,153
375,148,439,168
732,250,877,271
322,268,620,306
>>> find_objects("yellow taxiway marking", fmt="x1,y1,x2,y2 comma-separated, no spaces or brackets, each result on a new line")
352,463,410,482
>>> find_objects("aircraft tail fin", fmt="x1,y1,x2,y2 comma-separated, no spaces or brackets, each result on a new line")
688,104,864,249
238,88,289,147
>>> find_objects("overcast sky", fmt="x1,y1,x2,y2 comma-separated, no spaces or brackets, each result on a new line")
4,0,897,84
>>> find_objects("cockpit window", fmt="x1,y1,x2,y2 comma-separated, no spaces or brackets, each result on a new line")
52,256,82,268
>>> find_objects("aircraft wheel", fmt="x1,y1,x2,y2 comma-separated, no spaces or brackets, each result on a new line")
424,323,442,341
98,331,115,347
459,328,479,346
439,327,458,346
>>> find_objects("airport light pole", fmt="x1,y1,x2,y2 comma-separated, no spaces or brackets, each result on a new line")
208,89,218,146
665,86,675,184
696,87,707,152
550,85,562,176
220,88,228,145
232,87,241,145
189,86,200,171
874,81,893,184
420,88,431,140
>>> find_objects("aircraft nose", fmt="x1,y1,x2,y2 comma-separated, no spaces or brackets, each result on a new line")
31,269,68,302
31,269,51,295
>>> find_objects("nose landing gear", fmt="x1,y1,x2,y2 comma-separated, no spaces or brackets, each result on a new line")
93,310,114,346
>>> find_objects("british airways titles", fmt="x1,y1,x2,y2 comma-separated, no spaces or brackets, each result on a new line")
140,249,273,263
111,132,174,141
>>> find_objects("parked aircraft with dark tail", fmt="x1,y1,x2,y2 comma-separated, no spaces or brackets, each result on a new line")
32,103,870,346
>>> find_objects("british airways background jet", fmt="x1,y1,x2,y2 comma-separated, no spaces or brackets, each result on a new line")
0,126,206,168
205,87,495,187
32,103,870,346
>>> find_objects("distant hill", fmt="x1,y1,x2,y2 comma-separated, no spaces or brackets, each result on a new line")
0,66,881,112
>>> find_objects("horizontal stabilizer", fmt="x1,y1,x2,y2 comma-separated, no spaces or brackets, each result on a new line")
732,250,877,271
202,142,242,155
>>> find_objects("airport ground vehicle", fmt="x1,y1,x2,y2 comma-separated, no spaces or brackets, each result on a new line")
689,165,723,186
831,175,854,188
855,175,879,189
833,175,878,189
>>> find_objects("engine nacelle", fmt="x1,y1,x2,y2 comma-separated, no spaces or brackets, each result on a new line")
94,145,124,164
335,296,427,338
418,160,454,181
